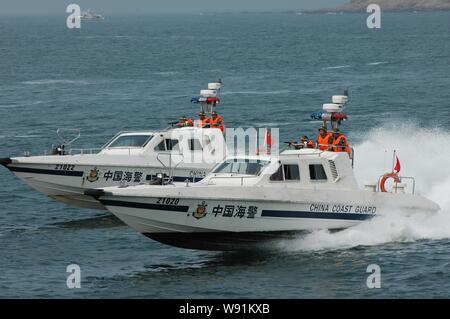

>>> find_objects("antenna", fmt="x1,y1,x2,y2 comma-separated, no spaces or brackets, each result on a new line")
310,92,349,131
191,80,223,115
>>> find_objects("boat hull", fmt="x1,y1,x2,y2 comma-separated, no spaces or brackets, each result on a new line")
100,196,377,250
97,184,439,250
2,160,206,210
143,231,310,251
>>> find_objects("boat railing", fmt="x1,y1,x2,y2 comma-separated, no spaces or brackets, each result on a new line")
99,130,158,149
350,147,355,167
46,128,183,156
67,148,103,155
376,175,416,194
282,143,355,166
57,128,81,146
208,174,256,186
156,152,184,183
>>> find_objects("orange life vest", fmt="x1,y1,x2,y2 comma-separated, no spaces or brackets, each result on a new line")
332,134,351,156
317,133,332,151
306,140,316,148
210,115,225,132
198,117,211,128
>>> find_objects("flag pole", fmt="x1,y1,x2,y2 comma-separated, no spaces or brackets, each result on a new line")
255,129,259,156
392,149,396,173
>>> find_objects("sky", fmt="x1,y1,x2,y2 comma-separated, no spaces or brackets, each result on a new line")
0,0,347,15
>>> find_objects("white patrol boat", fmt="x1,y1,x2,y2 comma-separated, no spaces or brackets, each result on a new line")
79,10,104,21
91,150,439,251
1,82,226,210
87,93,440,250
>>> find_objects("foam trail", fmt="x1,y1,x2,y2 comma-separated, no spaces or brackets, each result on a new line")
0,101,43,109
153,71,179,76
280,124,450,252
367,61,388,66
322,65,351,70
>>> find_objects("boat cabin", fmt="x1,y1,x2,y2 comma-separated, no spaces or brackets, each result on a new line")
97,126,226,163
202,148,358,190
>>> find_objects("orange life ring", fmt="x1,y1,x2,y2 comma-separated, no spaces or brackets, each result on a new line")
380,173,401,193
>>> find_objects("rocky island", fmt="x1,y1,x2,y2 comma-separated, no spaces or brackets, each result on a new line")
326,0,450,12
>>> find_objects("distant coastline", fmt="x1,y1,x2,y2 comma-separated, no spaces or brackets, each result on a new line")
318,0,450,13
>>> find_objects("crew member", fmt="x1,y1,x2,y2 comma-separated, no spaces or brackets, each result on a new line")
210,111,225,132
330,129,352,156
301,135,316,149
176,116,194,127
316,126,331,151
198,111,211,128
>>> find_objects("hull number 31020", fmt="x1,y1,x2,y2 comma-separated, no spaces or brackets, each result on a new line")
156,198,180,205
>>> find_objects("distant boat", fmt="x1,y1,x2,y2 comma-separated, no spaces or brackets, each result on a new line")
79,9,104,21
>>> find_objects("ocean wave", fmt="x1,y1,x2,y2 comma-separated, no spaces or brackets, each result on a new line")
22,79,90,85
153,71,180,76
221,90,291,95
252,122,287,127
75,35,135,39
0,101,43,109
322,65,351,70
367,61,388,66
14,135,42,138
51,214,124,229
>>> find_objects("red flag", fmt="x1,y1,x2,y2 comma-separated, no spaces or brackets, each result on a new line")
393,156,401,173
256,129,273,155
265,129,273,148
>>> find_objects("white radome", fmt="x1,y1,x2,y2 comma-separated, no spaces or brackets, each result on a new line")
323,103,343,113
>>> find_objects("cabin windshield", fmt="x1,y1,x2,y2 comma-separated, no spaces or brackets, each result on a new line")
212,159,269,175
107,135,153,148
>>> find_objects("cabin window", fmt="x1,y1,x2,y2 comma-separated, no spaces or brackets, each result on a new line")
165,139,179,151
270,164,300,181
155,140,165,151
213,159,268,176
309,164,327,181
189,139,203,151
108,135,152,148
284,164,300,180
203,135,211,146
155,139,179,151
270,166,284,181
202,135,215,153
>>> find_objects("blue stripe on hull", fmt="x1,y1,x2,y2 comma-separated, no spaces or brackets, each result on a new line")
8,166,84,177
8,165,202,182
172,176,204,182
100,199,190,213
262,210,374,221
100,199,373,221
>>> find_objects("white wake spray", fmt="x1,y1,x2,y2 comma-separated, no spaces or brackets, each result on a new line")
280,124,450,251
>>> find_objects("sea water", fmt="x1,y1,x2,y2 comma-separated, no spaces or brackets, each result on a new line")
0,12,449,298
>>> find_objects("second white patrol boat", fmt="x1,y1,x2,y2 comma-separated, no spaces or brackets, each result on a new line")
1,81,226,210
